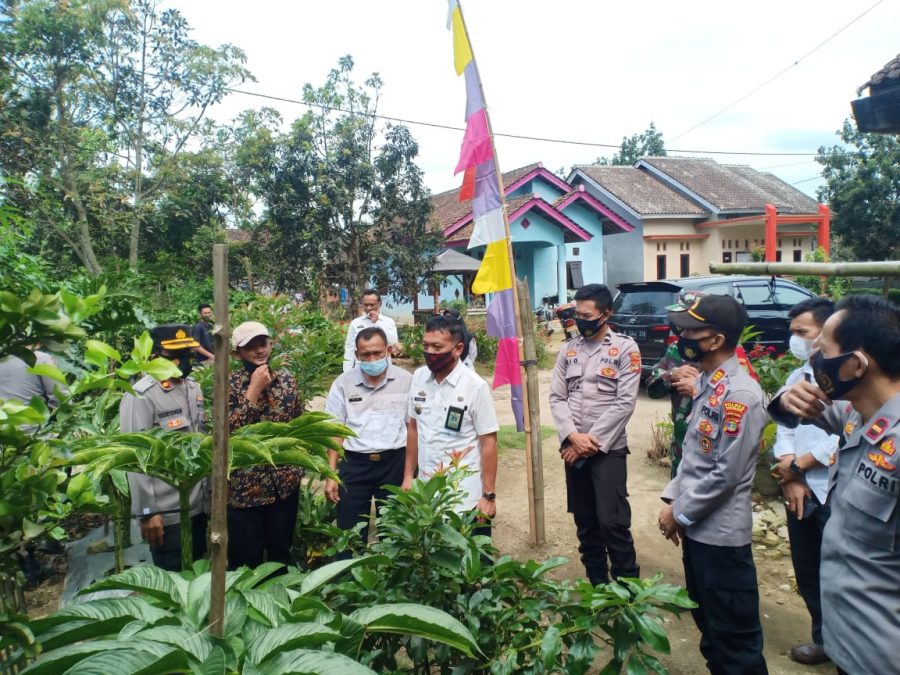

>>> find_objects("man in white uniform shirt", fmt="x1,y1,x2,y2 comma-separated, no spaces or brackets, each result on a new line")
771,298,838,666
403,315,499,535
325,327,411,554
342,289,400,372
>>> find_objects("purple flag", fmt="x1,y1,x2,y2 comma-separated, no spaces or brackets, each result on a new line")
472,158,500,218
464,62,484,120
511,383,525,432
487,288,516,338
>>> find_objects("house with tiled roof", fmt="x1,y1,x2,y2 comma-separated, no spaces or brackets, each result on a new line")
568,157,829,290
428,162,633,311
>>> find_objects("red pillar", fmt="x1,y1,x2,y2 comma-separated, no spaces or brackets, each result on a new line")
764,203,777,262
818,204,831,256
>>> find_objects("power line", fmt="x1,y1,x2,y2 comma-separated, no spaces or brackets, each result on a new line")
224,87,819,157
669,0,885,142
758,159,820,170
791,175,822,185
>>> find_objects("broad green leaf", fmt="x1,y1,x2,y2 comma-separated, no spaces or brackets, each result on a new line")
82,566,188,608
350,603,481,658
185,573,212,629
141,358,181,381
298,555,389,597
57,646,185,675
540,625,562,669
634,613,670,654
137,625,215,663
246,622,341,665
193,646,226,675
221,594,247,641
20,640,177,675
241,590,285,628
27,363,68,385
233,562,286,591
85,340,121,363
253,649,376,675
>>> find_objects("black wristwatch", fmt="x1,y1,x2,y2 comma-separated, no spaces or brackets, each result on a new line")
789,459,805,476
482,492,496,502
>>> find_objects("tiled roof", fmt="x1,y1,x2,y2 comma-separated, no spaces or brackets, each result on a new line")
430,162,542,230
573,165,708,216
640,157,818,214
445,194,533,245
859,53,900,94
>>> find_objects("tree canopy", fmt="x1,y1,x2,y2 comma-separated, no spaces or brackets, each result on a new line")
816,120,900,261
595,122,667,166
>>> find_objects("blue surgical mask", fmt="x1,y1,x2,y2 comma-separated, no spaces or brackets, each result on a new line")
359,357,389,377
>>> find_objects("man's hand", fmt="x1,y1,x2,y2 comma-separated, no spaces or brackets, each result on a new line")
657,504,684,547
400,476,413,491
140,515,164,548
782,480,811,520
568,432,600,457
476,496,497,519
561,445,581,466
781,380,831,419
246,365,273,402
671,365,700,398
773,455,799,484
324,478,340,504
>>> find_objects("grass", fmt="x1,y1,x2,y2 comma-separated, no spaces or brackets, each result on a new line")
496,424,559,452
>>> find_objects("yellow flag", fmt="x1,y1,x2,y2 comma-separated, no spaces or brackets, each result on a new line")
472,239,513,294
451,7,473,75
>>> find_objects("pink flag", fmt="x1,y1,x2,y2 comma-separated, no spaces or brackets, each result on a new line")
454,109,492,174
492,337,522,388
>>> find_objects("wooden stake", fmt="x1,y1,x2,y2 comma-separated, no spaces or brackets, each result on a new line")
209,244,230,638
516,279,545,544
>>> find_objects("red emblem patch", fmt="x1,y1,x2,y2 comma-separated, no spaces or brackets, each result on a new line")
715,383,725,397
608,347,619,356
698,419,714,437
866,418,889,440
700,437,713,453
708,396,720,407
600,367,617,379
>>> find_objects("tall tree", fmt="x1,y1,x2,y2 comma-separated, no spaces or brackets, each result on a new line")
817,120,900,261
595,122,666,166
97,0,252,269
237,57,440,305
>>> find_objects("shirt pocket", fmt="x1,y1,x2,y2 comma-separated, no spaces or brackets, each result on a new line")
565,362,583,386
692,418,722,460
596,365,619,395
841,477,899,552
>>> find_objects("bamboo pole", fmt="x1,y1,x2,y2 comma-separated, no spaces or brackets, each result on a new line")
709,261,900,277
516,279,545,544
208,244,230,638
455,2,543,544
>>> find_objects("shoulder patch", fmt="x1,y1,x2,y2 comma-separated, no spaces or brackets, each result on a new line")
723,401,748,436
132,375,157,394
865,417,890,443
710,369,726,385
629,352,641,373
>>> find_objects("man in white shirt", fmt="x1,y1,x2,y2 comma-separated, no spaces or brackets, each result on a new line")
403,315,499,535
342,289,400,372
771,297,838,666
324,327,412,553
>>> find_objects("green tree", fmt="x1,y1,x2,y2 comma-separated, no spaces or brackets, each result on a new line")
596,122,666,166
236,56,440,305
816,120,900,261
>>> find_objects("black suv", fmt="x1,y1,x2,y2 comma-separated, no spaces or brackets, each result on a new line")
610,275,816,375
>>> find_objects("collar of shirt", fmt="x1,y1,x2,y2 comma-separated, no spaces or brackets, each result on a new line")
698,353,740,392
576,331,612,356
426,358,466,388
859,392,900,445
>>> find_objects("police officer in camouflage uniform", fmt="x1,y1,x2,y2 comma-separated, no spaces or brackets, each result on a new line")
771,294,900,675
658,294,769,675
121,324,208,571
550,283,641,585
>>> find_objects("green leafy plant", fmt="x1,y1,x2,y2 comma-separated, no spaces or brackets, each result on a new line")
793,247,852,299
21,558,481,674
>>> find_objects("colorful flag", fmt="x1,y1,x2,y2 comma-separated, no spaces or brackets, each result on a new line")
447,0,524,430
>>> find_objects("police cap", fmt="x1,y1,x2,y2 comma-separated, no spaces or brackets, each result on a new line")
150,324,200,352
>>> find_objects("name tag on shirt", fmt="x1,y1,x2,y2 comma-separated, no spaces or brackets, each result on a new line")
445,405,465,432
348,395,363,403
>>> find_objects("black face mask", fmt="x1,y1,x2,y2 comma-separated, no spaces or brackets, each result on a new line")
243,359,266,374
575,316,607,339
676,336,707,361
811,350,864,399
168,352,193,379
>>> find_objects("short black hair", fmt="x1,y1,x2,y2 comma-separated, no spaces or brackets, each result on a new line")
361,289,381,302
833,294,900,378
788,297,834,328
356,326,387,349
424,315,466,346
573,283,613,312
198,303,212,313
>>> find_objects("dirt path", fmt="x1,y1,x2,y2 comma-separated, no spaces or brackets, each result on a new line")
490,367,831,675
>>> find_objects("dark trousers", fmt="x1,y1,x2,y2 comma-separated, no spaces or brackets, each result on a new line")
150,513,208,571
227,489,299,570
336,448,405,551
785,495,830,645
565,450,639,584
683,538,768,675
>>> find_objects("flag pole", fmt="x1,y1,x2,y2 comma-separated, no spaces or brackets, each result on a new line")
453,1,545,545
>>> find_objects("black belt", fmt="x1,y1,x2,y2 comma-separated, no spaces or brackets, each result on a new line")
344,447,405,462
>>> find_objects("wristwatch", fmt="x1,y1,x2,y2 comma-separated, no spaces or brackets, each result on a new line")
482,492,496,502
789,459,805,476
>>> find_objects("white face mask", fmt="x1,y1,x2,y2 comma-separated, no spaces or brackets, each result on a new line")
789,335,816,361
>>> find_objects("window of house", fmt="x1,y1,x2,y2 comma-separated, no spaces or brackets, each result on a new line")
793,249,803,262
656,255,667,280
680,254,690,277
776,250,782,262
722,252,733,263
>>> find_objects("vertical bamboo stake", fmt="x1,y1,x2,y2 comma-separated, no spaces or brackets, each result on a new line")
455,2,544,544
209,244,230,638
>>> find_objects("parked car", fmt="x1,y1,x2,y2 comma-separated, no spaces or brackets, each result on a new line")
610,275,817,376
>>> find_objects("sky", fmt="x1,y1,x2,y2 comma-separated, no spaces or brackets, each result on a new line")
170,0,899,200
